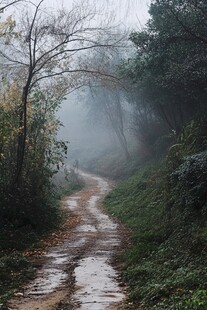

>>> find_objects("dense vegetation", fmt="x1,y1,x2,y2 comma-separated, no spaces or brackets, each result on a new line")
103,1,207,309
105,153,207,309
119,0,207,158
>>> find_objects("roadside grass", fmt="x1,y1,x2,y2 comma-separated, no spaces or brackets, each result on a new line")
104,161,207,309
0,252,35,309
0,169,84,309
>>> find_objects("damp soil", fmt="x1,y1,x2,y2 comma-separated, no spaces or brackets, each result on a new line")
8,172,127,310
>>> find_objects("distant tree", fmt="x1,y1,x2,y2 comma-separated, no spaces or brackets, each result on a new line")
88,86,131,160
82,46,131,160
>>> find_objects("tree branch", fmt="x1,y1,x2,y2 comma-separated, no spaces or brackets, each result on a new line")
27,0,44,67
0,49,28,65
0,0,23,11
30,68,120,89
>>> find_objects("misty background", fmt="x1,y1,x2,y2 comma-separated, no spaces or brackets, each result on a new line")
57,0,150,168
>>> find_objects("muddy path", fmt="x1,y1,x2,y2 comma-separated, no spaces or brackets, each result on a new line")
9,172,126,310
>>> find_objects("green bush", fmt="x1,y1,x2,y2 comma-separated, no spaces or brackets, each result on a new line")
171,151,207,211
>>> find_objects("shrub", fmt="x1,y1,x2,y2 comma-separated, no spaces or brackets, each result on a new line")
171,151,207,211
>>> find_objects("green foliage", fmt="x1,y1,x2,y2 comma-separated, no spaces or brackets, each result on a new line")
104,158,207,309
120,0,207,157
0,252,29,271
156,290,207,309
63,1,207,308
171,151,207,211
166,117,207,174
179,290,207,309
0,85,69,249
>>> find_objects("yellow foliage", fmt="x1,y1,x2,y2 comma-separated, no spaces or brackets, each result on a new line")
0,82,22,112
0,16,18,44
0,82,23,145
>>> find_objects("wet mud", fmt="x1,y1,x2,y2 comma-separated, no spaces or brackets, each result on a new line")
9,172,126,310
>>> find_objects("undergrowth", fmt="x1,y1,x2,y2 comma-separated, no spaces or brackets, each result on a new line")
0,168,84,309
104,159,207,309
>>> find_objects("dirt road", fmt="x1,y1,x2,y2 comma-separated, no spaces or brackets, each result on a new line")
9,172,126,310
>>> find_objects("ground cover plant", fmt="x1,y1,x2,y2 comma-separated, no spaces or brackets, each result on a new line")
104,154,207,309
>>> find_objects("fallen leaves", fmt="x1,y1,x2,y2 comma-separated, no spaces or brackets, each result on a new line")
23,249,47,257
23,207,81,258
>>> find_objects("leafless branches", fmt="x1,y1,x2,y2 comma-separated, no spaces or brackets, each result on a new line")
0,0,23,12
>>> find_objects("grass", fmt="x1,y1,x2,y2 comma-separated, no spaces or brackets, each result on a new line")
0,251,35,309
104,161,207,309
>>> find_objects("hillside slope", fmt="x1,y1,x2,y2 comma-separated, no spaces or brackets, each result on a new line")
104,154,207,309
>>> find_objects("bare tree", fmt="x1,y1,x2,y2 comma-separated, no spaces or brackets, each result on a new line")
0,0,23,12
0,0,123,183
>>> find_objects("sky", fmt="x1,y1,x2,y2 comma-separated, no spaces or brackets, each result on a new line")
102,0,150,28
5,0,150,29
57,0,150,28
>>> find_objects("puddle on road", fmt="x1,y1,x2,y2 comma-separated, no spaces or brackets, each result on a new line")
88,195,118,231
24,235,90,297
12,172,125,309
24,249,71,296
76,224,97,232
26,268,67,296
72,173,125,309
46,252,69,265
69,237,88,248
74,257,124,310
67,196,81,210
80,172,109,194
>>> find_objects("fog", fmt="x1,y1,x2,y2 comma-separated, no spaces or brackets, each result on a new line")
57,93,115,165
34,0,150,27
56,0,150,167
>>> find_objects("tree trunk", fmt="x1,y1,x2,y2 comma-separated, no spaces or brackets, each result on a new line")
14,86,28,184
